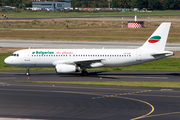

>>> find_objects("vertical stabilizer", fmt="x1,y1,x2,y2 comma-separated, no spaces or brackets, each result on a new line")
139,22,171,51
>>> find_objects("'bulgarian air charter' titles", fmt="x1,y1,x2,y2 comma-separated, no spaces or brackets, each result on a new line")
33,51,73,55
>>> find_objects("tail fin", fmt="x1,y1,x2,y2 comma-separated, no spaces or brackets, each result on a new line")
139,22,171,51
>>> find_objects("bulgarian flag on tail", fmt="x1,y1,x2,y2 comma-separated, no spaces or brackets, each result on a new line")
148,36,161,43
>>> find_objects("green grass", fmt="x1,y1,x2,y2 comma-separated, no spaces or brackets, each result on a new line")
1,10,180,18
14,81,180,89
0,53,180,71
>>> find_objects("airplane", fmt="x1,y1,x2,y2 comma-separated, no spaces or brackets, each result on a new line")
4,22,174,76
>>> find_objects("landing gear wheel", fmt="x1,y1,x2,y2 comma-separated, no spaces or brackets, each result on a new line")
26,72,30,76
26,67,30,76
81,70,88,76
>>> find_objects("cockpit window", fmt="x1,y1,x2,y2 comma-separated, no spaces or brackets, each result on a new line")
11,54,19,57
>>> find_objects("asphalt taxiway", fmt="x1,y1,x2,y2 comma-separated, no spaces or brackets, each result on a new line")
7,15,180,21
0,71,180,120
0,40,180,51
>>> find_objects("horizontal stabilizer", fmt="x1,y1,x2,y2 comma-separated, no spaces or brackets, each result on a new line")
151,51,174,57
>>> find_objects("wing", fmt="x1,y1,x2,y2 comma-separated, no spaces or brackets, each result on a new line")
73,59,103,67
52,59,104,68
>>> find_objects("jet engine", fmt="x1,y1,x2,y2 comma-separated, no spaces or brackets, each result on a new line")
55,64,80,73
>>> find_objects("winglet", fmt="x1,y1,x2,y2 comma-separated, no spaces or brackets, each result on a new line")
138,22,171,51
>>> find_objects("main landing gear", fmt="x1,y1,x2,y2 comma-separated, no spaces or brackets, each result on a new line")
26,67,30,76
81,70,88,76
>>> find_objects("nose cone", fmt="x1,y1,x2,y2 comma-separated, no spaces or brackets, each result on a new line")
4,57,11,65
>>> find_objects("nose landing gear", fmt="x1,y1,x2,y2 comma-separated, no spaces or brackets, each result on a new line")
26,67,30,76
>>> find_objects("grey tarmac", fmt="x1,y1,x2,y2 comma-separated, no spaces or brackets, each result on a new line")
0,71,180,120
7,15,180,21
0,40,180,51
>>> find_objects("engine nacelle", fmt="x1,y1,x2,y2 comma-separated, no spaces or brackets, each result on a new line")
55,64,80,73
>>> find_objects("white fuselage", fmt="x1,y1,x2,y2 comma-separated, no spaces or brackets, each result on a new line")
4,48,168,68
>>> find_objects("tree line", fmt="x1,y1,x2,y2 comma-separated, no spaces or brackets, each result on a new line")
72,0,180,10
0,0,32,9
0,0,180,10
